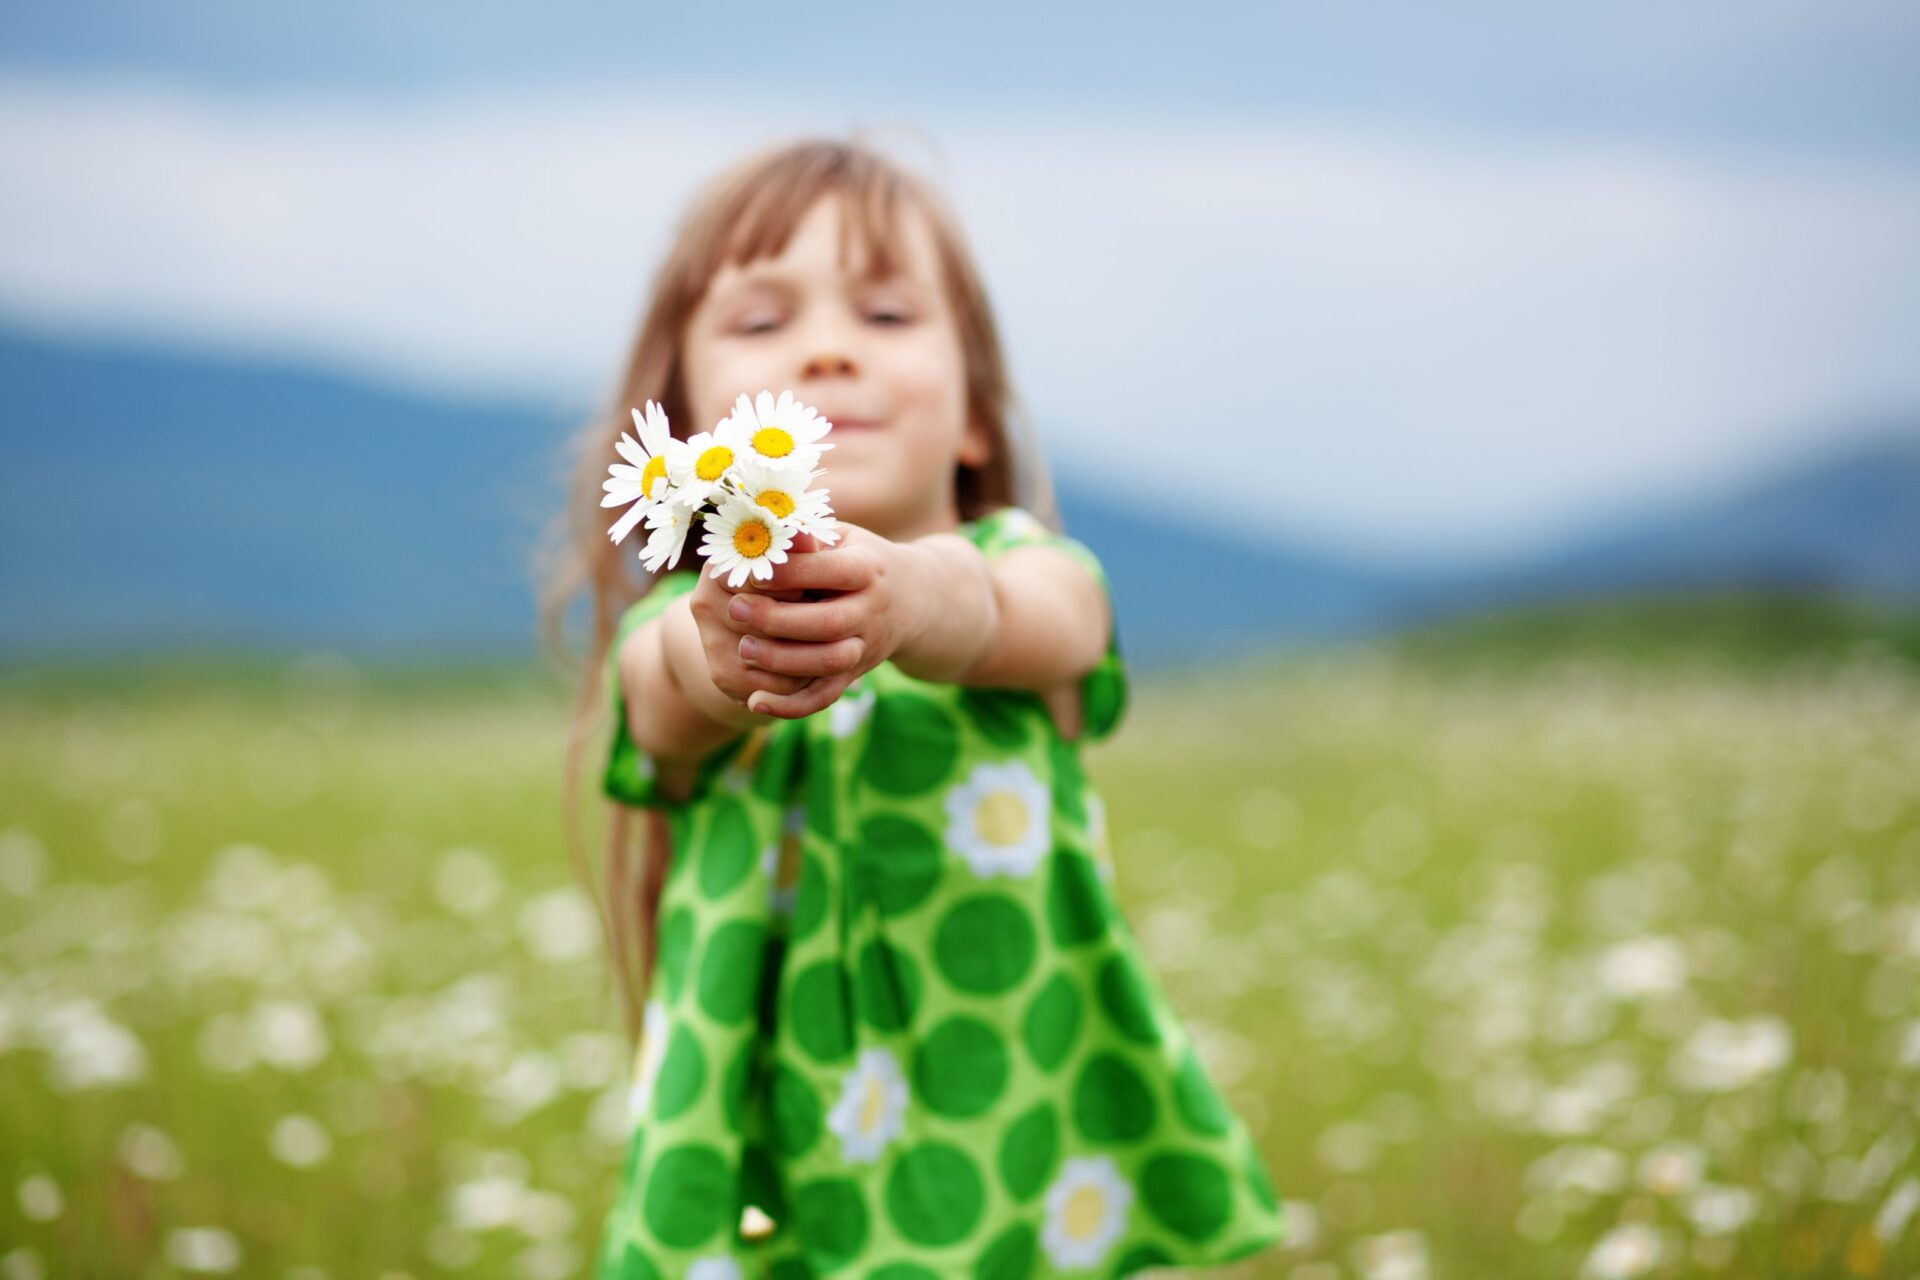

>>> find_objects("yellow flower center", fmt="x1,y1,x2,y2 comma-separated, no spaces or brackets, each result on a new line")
859,1076,886,1132
753,426,795,458
1063,1184,1104,1239
974,790,1029,847
696,445,733,482
733,519,772,559
755,489,796,519
641,456,667,498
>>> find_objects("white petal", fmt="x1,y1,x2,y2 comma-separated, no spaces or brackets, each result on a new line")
608,500,649,543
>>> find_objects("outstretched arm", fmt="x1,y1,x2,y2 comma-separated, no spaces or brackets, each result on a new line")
722,522,1112,718
893,532,1110,689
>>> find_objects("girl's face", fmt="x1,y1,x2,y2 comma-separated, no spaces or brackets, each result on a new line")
680,192,992,544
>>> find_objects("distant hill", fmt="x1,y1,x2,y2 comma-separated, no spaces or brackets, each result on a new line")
2,324,1917,671
1391,425,1920,625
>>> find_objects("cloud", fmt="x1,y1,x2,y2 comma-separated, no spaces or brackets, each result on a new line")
2,75,1916,560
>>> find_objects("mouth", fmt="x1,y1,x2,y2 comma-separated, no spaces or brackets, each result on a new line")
821,413,883,432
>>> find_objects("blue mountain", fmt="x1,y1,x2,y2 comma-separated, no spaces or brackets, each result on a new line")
2,324,1916,671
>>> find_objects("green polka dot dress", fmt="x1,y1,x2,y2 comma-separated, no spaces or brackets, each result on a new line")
593,505,1289,1279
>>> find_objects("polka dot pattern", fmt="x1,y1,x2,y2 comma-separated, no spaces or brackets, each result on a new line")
934,894,1034,995
852,813,942,916
997,1100,1058,1201
651,1024,703,1120
1022,970,1082,1071
1073,1051,1157,1143
641,1143,731,1247
854,936,921,1032
1141,1151,1233,1242
698,795,755,899
594,507,1285,1277
788,961,854,1063
859,692,958,796
793,1177,869,1265
911,1015,1008,1118
886,1143,984,1245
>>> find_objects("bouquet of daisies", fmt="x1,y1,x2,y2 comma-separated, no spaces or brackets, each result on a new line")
602,389,841,588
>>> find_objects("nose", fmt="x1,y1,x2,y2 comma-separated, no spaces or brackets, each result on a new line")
801,352,857,378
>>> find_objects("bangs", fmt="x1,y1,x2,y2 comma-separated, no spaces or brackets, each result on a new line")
699,144,917,287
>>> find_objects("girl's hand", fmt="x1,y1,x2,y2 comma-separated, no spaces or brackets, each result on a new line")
724,522,928,719
685,553,815,717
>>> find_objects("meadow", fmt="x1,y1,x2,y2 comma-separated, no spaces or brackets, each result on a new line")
3,602,1917,1278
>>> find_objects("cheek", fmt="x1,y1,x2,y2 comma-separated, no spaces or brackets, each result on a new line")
888,334,968,417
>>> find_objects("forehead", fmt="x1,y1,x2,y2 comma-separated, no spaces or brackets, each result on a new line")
708,191,942,294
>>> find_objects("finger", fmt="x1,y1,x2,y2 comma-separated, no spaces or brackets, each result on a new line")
740,634,862,679
761,545,874,594
730,669,811,698
748,672,854,719
728,592,864,643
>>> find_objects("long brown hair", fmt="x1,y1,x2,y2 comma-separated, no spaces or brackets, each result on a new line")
534,132,1062,1047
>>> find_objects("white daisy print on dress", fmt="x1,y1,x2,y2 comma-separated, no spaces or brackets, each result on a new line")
944,758,1052,878
826,1046,908,1164
1041,1155,1134,1269
686,1256,743,1280
720,389,835,474
829,682,877,739
627,997,670,1128
603,400,675,545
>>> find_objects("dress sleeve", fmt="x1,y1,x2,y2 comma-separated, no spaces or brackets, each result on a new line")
970,506,1130,743
601,571,715,809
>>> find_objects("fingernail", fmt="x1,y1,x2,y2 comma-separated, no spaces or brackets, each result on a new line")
747,694,765,714
729,596,750,621
739,637,760,662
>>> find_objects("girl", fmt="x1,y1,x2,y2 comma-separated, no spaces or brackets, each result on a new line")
544,136,1288,1278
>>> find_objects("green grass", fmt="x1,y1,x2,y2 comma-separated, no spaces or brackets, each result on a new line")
3,600,1918,1277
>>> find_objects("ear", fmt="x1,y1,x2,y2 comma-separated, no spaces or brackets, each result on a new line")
958,414,994,468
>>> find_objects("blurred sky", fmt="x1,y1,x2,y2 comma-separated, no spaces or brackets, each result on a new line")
2,1,1917,565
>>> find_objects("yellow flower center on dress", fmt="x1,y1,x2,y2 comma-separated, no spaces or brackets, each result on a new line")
974,790,1029,847
1063,1184,1104,1239
755,489,796,519
641,456,667,498
733,519,772,559
859,1077,885,1132
753,426,795,458
696,445,734,482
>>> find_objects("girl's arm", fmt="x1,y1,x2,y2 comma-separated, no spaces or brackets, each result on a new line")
726,524,1111,719
617,582,812,799
891,532,1111,690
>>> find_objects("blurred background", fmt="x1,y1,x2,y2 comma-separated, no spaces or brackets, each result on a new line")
2,3,1917,1277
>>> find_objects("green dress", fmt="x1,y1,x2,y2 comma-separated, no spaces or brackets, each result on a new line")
593,505,1289,1279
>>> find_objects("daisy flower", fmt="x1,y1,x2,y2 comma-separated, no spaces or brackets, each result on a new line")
826,1047,908,1163
699,489,798,589
730,454,842,546
1041,1156,1133,1268
638,499,696,575
719,389,835,473
602,401,675,544
665,425,740,511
